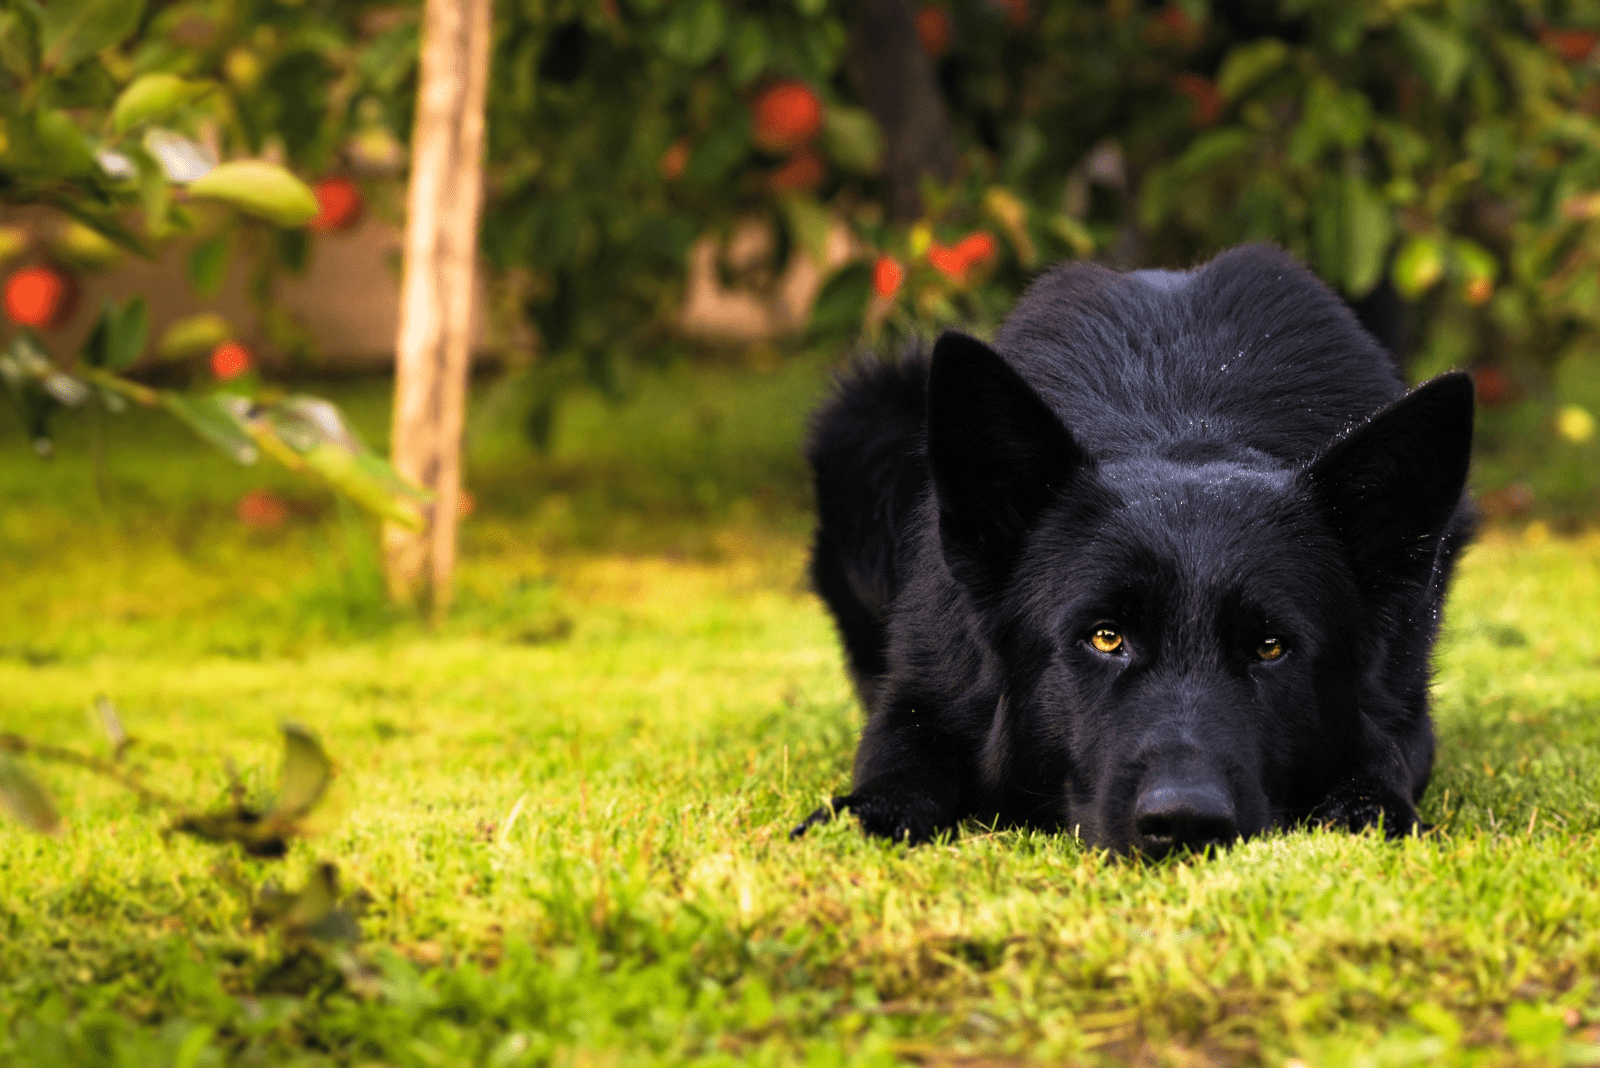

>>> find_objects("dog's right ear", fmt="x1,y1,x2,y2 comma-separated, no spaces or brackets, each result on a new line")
928,331,1088,596
1301,372,1475,601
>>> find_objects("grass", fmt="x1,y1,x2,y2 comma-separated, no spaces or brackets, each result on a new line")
3,358,1600,1067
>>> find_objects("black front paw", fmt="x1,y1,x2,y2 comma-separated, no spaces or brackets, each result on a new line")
790,791,954,844
1314,780,1421,839
790,796,853,839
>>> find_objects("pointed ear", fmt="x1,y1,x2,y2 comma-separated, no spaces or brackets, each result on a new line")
927,331,1088,595
1301,372,1475,598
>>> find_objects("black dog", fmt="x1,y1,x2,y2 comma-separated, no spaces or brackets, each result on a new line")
795,245,1474,856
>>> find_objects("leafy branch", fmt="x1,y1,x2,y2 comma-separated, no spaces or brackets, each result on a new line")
2,301,431,529
0,702,374,992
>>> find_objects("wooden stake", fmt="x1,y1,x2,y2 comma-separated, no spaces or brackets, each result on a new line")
384,0,493,614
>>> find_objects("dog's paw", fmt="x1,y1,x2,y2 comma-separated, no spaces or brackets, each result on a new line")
844,791,955,844
1314,780,1420,839
789,796,853,839
790,791,955,844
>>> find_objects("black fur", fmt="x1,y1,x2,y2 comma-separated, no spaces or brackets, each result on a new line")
796,245,1475,855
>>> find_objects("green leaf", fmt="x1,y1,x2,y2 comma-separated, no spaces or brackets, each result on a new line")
1398,14,1470,100
1175,127,1252,175
47,50,115,107
82,296,151,371
1002,122,1045,186
160,391,259,465
681,114,750,188
806,260,871,340
297,444,431,530
29,108,97,177
659,0,725,67
0,750,61,834
0,10,40,78
821,106,882,173
272,723,333,823
1046,213,1096,258
1393,235,1445,300
187,161,319,226
728,18,770,85
169,808,282,857
1408,1002,1464,1044
281,861,343,933
257,862,360,944
1453,237,1497,282
80,301,113,369
249,396,432,529
1342,175,1391,296
0,226,25,263
358,21,420,93
107,295,149,370
781,193,831,265
276,227,310,275
1217,38,1289,100
55,220,124,266
111,73,209,134
156,313,232,359
187,236,229,296
43,197,154,259
983,186,1036,266
1323,2,1366,54
1505,1003,1565,1054
1329,88,1371,148
36,0,144,71
1169,0,1205,25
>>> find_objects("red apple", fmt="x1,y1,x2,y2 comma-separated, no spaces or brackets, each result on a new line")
3,266,75,329
309,177,363,232
753,82,825,153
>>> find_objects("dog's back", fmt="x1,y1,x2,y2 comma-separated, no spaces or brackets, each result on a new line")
806,352,930,706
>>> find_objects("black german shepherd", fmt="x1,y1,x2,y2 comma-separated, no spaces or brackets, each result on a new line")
795,245,1475,856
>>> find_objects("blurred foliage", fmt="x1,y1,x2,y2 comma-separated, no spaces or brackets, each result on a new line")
0,708,372,994
478,0,1600,517
480,1,859,383
2,0,1598,518
0,0,428,526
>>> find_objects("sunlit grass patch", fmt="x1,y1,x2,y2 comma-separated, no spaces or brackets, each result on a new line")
4,367,1600,1065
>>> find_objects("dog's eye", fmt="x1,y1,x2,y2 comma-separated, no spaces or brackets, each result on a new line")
1089,624,1124,655
1255,638,1285,662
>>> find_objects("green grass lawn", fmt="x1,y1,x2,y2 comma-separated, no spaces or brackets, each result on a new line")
3,360,1600,1067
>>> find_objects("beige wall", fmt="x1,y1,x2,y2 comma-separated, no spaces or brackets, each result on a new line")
4,207,852,366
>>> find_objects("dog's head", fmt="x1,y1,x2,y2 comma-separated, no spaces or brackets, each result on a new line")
926,330,1474,856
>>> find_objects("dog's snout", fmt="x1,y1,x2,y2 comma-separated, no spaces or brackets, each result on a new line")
1134,778,1238,853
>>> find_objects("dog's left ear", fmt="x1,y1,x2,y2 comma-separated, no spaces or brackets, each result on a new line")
1302,372,1475,598
928,331,1088,597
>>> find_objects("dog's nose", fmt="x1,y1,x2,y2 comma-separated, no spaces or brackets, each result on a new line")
1134,780,1238,852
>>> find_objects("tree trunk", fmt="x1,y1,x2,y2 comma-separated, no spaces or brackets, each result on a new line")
383,0,493,615
848,0,958,224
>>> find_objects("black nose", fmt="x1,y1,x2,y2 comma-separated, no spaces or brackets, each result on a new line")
1134,780,1238,853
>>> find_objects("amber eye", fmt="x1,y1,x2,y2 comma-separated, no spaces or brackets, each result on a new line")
1256,638,1285,662
1089,624,1124,655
